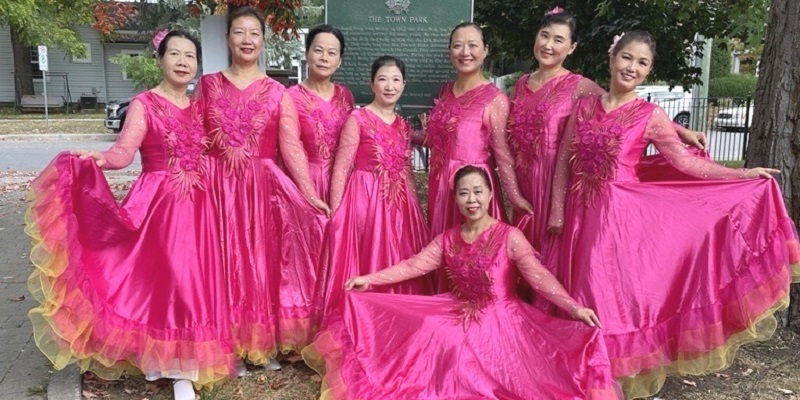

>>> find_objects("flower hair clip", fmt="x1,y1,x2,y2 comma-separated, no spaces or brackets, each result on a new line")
608,32,625,55
152,29,169,50
546,6,564,15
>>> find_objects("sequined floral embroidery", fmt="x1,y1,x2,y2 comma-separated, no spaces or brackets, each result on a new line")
426,97,460,174
363,112,411,206
509,75,575,168
303,88,352,160
445,225,503,329
570,98,645,205
150,93,209,197
203,76,278,176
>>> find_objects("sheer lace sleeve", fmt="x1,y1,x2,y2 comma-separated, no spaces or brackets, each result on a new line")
507,228,579,314
485,93,527,207
547,103,578,228
363,234,444,286
278,92,319,200
101,99,147,170
573,78,606,101
645,107,746,179
329,114,360,211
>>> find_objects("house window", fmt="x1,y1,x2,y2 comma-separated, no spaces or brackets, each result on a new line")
29,47,43,79
119,50,143,81
72,43,92,64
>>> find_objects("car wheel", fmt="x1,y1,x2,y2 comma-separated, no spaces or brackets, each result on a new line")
674,112,690,128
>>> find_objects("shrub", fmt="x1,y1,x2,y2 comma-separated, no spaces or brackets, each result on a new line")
709,74,757,98
111,53,161,91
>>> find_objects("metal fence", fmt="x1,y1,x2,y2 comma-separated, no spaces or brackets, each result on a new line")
408,95,755,172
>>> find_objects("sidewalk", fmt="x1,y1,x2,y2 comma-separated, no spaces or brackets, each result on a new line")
0,190,50,400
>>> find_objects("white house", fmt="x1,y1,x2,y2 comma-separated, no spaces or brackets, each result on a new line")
0,26,148,107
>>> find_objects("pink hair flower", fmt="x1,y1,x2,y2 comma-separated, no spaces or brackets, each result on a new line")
152,29,169,50
546,6,564,15
608,32,625,55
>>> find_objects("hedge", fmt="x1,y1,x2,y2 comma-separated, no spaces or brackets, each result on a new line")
709,74,757,98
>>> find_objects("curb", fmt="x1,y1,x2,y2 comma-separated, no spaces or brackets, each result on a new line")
0,134,117,141
46,364,81,400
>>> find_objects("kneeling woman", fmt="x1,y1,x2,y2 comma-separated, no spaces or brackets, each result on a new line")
304,165,620,400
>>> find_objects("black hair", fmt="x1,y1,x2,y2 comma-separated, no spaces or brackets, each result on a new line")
306,24,346,56
537,8,578,43
370,55,406,81
449,22,487,48
453,165,492,192
226,6,265,36
157,30,202,60
610,30,657,62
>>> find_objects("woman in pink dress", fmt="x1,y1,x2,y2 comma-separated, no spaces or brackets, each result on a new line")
508,8,706,307
415,22,533,293
304,165,620,400
321,56,431,321
509,8,709,256
26,31,236,398
547,31,800,398
195,7,329,364
287,24,354,203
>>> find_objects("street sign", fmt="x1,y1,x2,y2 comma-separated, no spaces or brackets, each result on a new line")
38,45,49,72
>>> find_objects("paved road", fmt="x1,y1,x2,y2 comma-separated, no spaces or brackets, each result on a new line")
0,138,140,172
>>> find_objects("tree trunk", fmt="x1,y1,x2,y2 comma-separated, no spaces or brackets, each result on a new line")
744,0,800,331
10,27,35,102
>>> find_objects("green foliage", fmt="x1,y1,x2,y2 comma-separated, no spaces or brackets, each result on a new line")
501,71,524,96
475,0,766,89
297,0,325,28
709,74,757,98
0,0,97,56
111,53,162,91
710,41,732,79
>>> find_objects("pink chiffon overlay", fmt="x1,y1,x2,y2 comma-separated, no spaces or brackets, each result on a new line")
287,84,354,203
304,223,621,400
25,91,237,386
196,72,327,357
420,82,527,292
321,108,432,321
548,95,800,398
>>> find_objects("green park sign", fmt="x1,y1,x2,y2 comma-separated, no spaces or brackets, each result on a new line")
327,0,473,111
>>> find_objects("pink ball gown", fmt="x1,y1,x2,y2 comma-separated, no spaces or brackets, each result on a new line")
508,72,603,260
421,82,527,292
196,72,327,357
304,222,621,399
321,108,432,320
25,91,237,386
548,95,800,398
286,83,354,203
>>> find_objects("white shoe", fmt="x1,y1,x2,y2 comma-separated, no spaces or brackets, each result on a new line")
173,379,196,400
236,359,248,377
267,357,281,371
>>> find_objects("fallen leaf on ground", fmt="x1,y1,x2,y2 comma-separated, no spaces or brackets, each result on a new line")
286,354,303,363
714,373,730,379
682,379,697,386
143,383,160,394
8,295,25,301
3,276,13,280
269,379,286,390
778,388,794,395
742,368,754,376
82,390,99,398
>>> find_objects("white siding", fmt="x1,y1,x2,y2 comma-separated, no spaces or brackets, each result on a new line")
104,43,148,102
29,27,108,104
0,28,16,103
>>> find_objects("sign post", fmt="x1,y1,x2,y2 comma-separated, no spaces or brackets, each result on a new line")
327,0,473,113
37,45,49,123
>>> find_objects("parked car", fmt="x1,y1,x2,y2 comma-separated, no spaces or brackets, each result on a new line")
635,85,693,128
105,80,197,133
713,105,755,131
